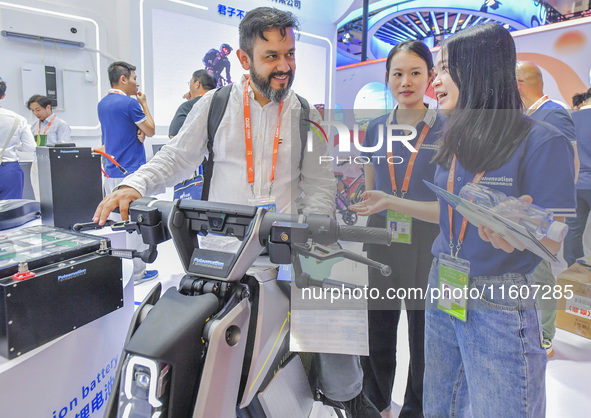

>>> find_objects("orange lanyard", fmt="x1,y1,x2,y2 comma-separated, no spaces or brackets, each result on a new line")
38,114,56,135
525,95,549,116
447,155,485,254
243,78,283,185
108,89,127,96
387,122,430,198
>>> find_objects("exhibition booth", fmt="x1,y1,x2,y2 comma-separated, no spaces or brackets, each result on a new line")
1,0,591,417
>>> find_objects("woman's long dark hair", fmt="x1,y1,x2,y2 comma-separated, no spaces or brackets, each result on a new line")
433,23,532,172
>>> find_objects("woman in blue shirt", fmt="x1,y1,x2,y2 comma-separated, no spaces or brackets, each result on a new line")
359,41,443,417
352,23,575,417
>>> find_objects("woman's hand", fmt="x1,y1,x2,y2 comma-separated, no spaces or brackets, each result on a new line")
477,195,561,255
349,190,394,216
478,226,516,253
478,195,533,252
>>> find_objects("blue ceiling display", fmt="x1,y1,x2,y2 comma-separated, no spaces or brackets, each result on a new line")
337,0,550,65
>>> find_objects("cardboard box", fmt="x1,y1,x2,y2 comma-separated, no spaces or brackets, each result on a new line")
555,256,591,340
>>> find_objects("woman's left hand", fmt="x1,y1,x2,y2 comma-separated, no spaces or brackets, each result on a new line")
349,190,393,216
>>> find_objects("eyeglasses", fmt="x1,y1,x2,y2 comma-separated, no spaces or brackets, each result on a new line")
187,80,194,86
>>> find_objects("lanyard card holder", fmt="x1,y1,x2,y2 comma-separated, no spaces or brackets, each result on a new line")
35,134,47,146
386,209,412,244
248,195,277,212
437,253,470,322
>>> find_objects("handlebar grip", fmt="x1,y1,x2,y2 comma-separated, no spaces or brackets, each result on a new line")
338,225,391,246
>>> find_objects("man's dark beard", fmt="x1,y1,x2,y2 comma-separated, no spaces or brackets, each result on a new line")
250,67,294,103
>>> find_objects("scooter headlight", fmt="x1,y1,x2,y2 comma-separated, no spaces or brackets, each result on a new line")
117,355,171,418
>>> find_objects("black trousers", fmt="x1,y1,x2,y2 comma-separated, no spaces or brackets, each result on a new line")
361,214,439,417
564,189,591,266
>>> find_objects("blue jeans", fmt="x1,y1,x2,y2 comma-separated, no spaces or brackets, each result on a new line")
424,259,547,418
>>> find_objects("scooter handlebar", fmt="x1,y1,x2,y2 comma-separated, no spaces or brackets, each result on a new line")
260,212,390,247
338,225,391,246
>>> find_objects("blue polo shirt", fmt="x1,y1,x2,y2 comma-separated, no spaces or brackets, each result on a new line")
572,107,591,190
531,100,576,144
98,93,147,178
431,119,576,277
361,110,444,216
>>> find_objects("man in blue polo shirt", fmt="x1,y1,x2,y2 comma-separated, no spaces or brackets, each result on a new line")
565,88,591,267
516,61,577,357
98,61,157,284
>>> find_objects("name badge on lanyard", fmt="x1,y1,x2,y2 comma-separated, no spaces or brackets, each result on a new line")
386,119,431,244
35,135,47,146
36,114,56,146
386,210,412,244
437,253,470,322
248,195,277,212
437,155,485,321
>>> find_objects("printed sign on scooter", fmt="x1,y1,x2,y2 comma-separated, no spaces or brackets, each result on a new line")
188,248,235,277
192,257,224,270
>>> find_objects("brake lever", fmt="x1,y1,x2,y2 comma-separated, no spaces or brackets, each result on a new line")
72,220,115,231
293,242,391,277
111,220,142,234
73,220,158,263
102,244,158,263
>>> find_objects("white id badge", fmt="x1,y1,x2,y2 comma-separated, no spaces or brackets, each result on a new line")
248,195,277,212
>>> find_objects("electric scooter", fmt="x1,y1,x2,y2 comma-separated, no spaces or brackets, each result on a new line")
76,198,391,418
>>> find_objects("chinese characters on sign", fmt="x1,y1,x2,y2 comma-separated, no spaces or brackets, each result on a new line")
268,0,302,9
218,4,246,19
73,376,115,418
217,0,302,19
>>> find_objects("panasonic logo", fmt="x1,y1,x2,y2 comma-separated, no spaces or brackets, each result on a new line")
192,257,224,270
58,268,87,281
60,150,79,154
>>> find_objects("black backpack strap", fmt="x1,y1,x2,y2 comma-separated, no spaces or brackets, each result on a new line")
201,85,232,201
296,93,310,170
